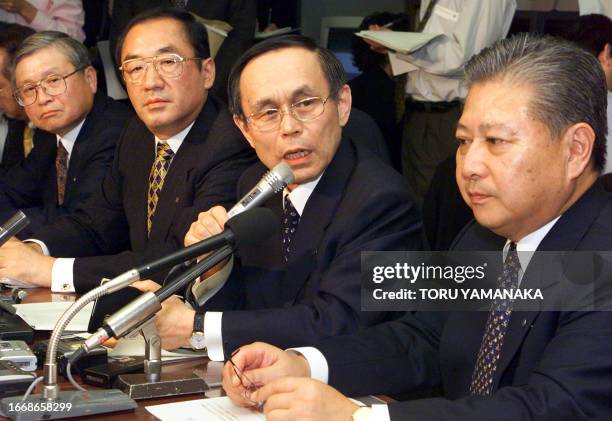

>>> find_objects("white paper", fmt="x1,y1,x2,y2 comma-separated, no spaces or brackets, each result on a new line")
146,396,265,421
13,302,93,331
0,277,39,289
355,31,445,55
107,335,206,360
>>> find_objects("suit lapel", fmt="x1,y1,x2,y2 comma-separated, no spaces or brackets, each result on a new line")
493,181,609,387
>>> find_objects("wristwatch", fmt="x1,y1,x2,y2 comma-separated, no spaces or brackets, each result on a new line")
190,311,206,350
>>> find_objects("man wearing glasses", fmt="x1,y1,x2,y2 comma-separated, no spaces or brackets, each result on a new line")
133,35,422,359
0,8,255,293
0,30,130,238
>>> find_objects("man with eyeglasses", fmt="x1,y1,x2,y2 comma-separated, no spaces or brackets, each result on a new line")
0,8,255,293
131,35,422,358
0,30,131,240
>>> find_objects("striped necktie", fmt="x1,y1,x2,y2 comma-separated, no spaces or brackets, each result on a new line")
147,142,175,236
469,242,521,395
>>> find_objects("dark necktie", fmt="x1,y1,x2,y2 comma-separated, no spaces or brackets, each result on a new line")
56,141,69,205
171,0,186,8
469,242,521,396
415,0,438,32
281,195,300,261
147,142,175,236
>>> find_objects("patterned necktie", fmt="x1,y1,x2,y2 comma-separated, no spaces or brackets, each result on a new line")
147,142,175,236
281,195,300,261
55,141,69,205
469,242,521,396
171,0,186,8
22,124,34,157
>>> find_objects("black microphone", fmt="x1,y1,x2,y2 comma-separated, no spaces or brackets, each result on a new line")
0,211,29,247
227,162,294,218
135,207,278,279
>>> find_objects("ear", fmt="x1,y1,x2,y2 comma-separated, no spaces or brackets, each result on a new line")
233,114,255,149
201,57,215,90
335,84,352,127
564,122,596,179
84,65,97,93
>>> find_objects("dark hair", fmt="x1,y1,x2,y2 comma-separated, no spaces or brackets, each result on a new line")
115,7,209,66
228,34,346,119
465,33,608,172
563,14,612,57
352,12,412,72
0,23,35,79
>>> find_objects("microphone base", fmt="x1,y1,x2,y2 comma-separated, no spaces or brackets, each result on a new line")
115,372,208,400
0,389,137,420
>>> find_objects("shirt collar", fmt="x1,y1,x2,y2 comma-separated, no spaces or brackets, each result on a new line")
283,173,324,216
56,118,85,157
503,216,561,271
154,121,195,154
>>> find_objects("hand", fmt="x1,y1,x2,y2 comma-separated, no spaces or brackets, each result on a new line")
0,0,37,22
184,206,228,247
251,377,359,421
362,24,393,54
131,280,195,350
222,342,310,408
0,238,54,287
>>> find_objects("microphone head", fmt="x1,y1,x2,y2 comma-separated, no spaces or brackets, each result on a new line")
268,162,294,191
226,207,279,249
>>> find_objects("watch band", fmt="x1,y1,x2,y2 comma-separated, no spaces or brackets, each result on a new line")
193,311,205,333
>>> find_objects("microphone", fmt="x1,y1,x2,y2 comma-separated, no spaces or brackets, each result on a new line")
227,162,294,218
0,210,29,247
135,207,278,279
71,208,278,361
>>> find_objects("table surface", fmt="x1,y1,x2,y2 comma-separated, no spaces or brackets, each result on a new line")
1,288,218,421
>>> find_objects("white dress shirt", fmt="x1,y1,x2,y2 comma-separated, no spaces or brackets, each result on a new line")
388,0,516,102
45,121,194,293
204,173,323,361
294,215,561,421
579,0,612,18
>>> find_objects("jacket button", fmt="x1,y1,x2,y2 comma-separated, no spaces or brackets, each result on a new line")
521,319,527,327
72,177,77,182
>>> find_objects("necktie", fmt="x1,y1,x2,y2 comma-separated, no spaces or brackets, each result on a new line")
22,124,34,157
56,141,69,205
171,0,186,8
281,195,300,261
147,142,175,236
469,242,521,396
415,0,438,32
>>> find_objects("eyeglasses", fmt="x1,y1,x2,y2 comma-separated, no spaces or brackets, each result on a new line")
246,96,330,132
228,355,264,411
119,53,201,85
14,66,86,107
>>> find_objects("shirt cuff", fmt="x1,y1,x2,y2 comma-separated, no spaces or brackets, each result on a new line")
25,239,49,256
50,258,76,293
287,346,329,384
372,405,391,421
204,311,224,361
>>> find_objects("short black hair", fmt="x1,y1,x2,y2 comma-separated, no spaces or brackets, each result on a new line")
228,34,346,119
0,23,35,79
115,7,209,66
563,14,612,57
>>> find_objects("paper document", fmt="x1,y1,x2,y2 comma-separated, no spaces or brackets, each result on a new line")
107,335,207,360
14,302,93,331
355,30,445,54
146,396,265,420
191,15,233,59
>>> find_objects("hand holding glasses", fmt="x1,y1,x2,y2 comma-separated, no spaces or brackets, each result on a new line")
228,351,264,411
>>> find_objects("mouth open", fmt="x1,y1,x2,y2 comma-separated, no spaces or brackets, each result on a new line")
284,150,311,160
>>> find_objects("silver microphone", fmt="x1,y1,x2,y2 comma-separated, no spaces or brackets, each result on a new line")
227,162,294,218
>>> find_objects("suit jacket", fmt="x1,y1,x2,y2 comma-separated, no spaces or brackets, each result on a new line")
1,117,27,170
0,93,131,237
34,96,256,293
205,137,423,357
317,181,612,421
108,0,256,99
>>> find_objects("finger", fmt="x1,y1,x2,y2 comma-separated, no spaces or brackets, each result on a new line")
209,206,228,227
131,280,161,292
251,377,301,402
102,338,118,348
265,408,291,421
262,391,294,413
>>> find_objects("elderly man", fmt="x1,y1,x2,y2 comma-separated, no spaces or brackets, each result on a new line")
0,8,254,293
222,34,612,421
0,30,130,237
133,35,422,359
0,23,33,169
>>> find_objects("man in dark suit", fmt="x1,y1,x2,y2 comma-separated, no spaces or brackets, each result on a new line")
0,30,131,237
220,34,612,421
0,23,34,170
109,0,256,100
0,8,255,293
132,35,422,358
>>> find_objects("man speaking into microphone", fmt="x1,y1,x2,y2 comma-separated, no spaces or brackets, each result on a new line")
134,35,423,359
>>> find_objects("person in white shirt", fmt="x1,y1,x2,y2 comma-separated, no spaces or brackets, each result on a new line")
218,34,612,421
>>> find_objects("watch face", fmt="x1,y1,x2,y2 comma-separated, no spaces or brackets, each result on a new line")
190,333,206,350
